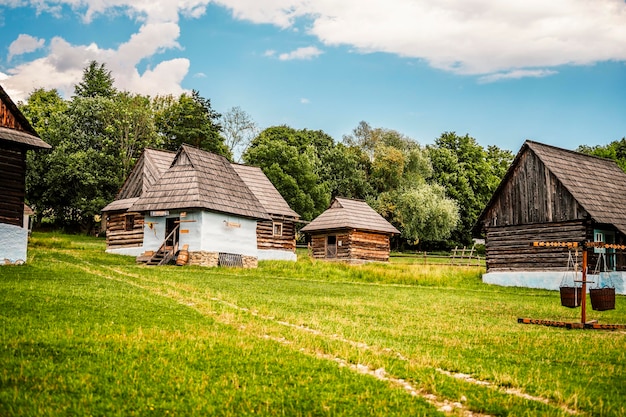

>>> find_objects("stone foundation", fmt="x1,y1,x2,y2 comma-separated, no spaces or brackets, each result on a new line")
187,251,258,268
188,251,219,267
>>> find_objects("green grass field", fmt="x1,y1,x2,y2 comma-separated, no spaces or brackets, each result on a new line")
1,233,625,416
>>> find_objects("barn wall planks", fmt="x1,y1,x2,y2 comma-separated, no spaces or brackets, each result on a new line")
0,147,26,227
308,229,391,262
105,211,145,249
256,218,296,251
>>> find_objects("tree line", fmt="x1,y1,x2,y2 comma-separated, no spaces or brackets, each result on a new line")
21,61,516,249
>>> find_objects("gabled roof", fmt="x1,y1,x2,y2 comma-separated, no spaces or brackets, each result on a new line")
102,197,139,213
301,197,399,235
0,84,50,150
116,148,176,200
231,164,300,219
130,145,270,220
477,140,626,235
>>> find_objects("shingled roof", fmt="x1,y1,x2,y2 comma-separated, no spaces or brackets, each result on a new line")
301,197,399,235
0,84,50,150
477,140,626,235
130,145,270,220
115,148,176,200
231,164,300,219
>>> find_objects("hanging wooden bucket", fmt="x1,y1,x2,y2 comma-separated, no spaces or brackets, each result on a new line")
590,288,615,311
176,244,189,266
560,286,582,308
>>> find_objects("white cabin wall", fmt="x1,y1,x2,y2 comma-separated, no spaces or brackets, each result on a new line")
0,223,28,264
200,212,257,256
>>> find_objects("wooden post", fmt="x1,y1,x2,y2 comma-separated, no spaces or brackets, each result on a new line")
581,249,588,324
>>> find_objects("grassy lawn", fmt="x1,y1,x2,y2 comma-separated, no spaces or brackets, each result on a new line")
1,233,625,416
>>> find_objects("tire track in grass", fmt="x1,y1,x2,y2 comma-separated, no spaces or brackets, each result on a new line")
63,258,577,416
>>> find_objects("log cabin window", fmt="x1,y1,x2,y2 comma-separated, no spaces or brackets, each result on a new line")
594,229,616,270
124,214,135,231
273,222,283,236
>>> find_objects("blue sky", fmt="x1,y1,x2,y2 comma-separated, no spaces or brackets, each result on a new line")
1,1,625,153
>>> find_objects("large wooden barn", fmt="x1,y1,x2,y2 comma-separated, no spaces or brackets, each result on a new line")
474,140,626,294
102,145,300,265
301,197,399,262
0,85,51,265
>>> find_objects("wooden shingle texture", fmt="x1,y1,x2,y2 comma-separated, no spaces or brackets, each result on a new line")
116,148,175,200
301,197,399,234
231,164,299,219
130,145,270,220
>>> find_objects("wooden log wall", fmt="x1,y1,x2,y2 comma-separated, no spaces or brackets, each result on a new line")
0,147,26,227
310,232,350,259
105,211,144,248
485,220,587,271
309,230,390,261
480,150,586,229
257,219,296,251
347,230,391,261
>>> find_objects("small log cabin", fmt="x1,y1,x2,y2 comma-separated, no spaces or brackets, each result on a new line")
474,140,626,294
301,197,399,262
232,164,300,261
0,84,51,265
101,148,175,255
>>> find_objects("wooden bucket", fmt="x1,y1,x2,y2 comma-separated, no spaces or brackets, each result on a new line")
590,288,615,311
176,244,189,266
560,286,582,308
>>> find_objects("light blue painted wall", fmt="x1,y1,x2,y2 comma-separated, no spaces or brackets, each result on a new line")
141,210,257,256
258,249,297,261
199,212,257,256
483,271,626,295
0,223,28,264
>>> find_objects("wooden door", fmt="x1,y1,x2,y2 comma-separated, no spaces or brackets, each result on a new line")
165,217,179,247
326,235,337,258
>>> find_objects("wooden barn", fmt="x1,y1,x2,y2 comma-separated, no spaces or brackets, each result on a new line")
232,164,300,261
474,140,626,294
0,85,51,265
101,148,175,256
300,197,399,262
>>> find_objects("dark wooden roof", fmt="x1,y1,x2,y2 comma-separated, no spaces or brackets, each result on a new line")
301,197,399,234
130,145,270,220
0,84,50,150
116,148,175,199
101,197,139,213
231,164,300,219
476,140,626,235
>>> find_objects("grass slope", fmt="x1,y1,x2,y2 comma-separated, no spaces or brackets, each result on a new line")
1,233,625,416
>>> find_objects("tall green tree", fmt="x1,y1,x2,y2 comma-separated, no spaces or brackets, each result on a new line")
222,106,258,163
154,90,228,157
74,60,117,98
427,132,513,245
244,126,330,221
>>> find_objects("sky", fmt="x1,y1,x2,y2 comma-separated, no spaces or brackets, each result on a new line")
1,0,625,153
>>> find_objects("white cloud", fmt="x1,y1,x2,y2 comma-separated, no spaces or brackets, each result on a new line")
1,1,202,101
216,0,626,77
278,46,323,61
479,69,559,83
8,34,46,61
300,97,310,104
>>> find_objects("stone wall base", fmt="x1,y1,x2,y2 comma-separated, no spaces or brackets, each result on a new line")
188,251,258,268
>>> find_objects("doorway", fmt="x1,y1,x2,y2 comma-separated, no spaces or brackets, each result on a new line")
326,235,337,258
165,217,180,248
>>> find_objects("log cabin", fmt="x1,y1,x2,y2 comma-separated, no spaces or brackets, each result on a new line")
101,148,175,256
474,140,626,294
232,164,300,261
102,146,301,263
300,197,399,262
0,85,51,265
